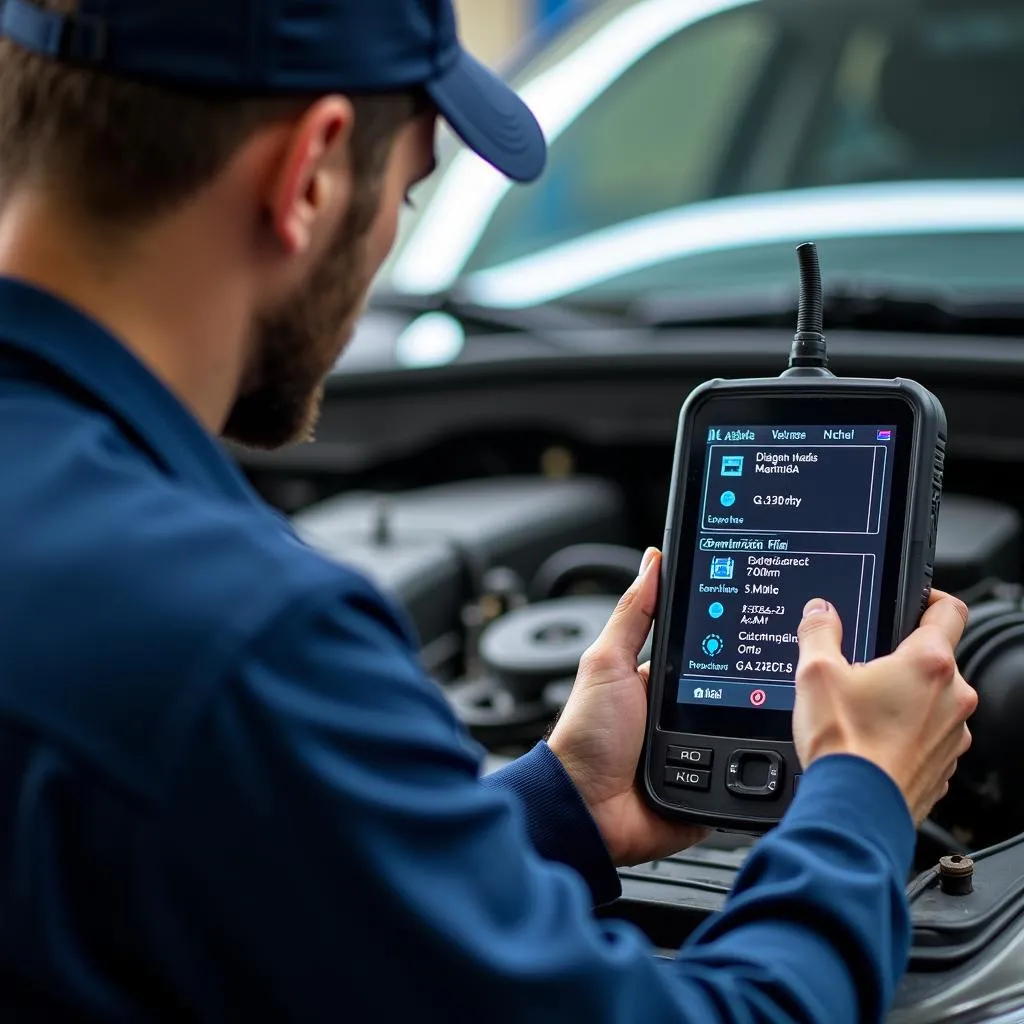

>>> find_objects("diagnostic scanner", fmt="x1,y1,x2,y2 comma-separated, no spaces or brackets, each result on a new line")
641,243,947,833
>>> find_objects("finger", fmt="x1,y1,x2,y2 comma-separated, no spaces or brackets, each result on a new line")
638,661,651,695
934,721,972,769
956,723,973,758
796,599,846,674
892,599,966,681
957,677,979,722
592,548,661,662
915,592,970,649
920,779,954,823
637,823,713,865
927,780,950,817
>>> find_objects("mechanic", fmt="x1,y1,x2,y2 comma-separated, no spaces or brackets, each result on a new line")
0,1,977,1022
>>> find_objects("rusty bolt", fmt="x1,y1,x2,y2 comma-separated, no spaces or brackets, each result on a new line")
938,854,974,895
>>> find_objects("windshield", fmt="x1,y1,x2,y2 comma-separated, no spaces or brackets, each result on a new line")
381,0,1024,311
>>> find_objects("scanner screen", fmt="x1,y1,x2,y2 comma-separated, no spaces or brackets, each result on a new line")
676,424,897,713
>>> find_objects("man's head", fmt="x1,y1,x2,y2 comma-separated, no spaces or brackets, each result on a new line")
222,91,435,449
0,0,544,448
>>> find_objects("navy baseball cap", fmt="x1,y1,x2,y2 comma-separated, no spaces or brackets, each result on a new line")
0,0,547,183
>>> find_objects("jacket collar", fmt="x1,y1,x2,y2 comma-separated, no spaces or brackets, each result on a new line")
0,276,267,507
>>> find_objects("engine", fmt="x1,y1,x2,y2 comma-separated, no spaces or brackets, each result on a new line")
293,477,1023,850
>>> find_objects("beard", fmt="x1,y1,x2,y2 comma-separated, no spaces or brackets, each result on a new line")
222,205,375,451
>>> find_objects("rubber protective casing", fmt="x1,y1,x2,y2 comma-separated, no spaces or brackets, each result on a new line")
641,375,947,833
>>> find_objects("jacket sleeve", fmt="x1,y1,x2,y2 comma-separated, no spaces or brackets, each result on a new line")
482,743,623,906
146,577,915,1024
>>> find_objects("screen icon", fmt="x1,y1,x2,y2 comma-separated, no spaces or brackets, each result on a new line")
876,429,892,441
721,455,744,477
720,491,736,507
710,557,734,580
693,687,705,699
708,601,725,619
702,634,724,657
750,689,766,707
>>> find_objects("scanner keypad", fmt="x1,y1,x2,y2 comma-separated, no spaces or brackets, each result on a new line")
665,766,712,791
666,746,712,768
725,749,784,799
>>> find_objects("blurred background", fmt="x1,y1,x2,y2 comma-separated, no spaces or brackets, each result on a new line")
235,0,1024,922
454,0,572,64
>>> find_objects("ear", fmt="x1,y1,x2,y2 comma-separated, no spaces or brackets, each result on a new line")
266,96,355,256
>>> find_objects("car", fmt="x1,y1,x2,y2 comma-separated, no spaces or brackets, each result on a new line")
366,0,1024,362
232,0,1024,1019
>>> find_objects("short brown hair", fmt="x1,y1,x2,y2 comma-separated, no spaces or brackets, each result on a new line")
0,0,425,228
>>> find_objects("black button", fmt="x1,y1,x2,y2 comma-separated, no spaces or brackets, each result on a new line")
793,774,802,794
726,749,784,799
667,746,712,768
665,766,711,791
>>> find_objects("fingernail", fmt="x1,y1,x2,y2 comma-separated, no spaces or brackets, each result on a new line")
803,598,830,617
639,547,657,576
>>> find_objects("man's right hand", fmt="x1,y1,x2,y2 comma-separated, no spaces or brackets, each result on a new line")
792,592,978,825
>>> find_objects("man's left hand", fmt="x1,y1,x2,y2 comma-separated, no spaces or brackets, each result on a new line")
548,548,710,866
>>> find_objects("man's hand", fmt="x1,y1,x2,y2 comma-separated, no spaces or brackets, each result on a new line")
793,592,978,825
548,549,709,866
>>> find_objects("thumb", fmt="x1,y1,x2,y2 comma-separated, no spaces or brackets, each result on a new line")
796,599,846,672
592,548,660,662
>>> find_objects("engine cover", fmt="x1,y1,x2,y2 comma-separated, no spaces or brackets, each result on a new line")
292,476,626,651
608,833,1024,1023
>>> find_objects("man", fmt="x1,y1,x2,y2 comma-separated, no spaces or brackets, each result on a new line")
0,1,977,1021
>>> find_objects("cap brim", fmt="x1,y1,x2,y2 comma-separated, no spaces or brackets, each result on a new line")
425,49,547,184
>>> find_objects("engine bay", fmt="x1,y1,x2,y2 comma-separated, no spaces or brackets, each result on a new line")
239,329,1024,1022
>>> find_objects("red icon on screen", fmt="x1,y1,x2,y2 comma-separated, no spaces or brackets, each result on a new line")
750,689,767,707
